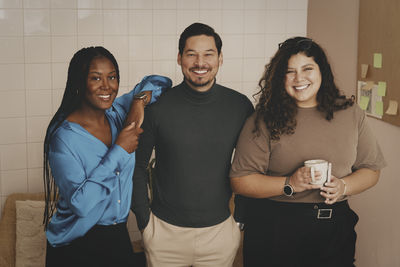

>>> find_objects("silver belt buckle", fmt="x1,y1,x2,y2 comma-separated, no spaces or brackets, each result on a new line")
317,209,332,219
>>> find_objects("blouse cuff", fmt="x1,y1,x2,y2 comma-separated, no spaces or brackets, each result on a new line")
134,75,172,104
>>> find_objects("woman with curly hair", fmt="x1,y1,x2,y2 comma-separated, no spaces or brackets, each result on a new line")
230,37,386,267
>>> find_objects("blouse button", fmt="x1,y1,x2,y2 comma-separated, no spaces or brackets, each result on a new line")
118,200,121,204
115,171,120,176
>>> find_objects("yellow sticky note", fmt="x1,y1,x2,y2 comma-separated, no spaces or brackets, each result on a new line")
385,100,398,115
377,81,386,96
359,96,370,110
373,53,382,68
375,101,383,116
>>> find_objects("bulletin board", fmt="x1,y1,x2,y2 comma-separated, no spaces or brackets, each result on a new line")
357,0,400,126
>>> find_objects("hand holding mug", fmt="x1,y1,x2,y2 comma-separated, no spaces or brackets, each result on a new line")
320,176,346,204
289,167,324,193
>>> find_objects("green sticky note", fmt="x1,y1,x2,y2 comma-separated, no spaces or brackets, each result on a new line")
377,81,386,96
375,101,383,116
359,96,370,110
373,53,382,68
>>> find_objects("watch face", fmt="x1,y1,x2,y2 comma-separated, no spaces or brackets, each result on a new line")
284,185,293,196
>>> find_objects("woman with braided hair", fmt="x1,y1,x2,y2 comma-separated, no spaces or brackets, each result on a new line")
43,46,171,267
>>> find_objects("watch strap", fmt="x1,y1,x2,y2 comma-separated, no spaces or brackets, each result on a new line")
134,91,149,105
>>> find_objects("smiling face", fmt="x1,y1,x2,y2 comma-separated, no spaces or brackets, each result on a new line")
82,56,119,111
177,34,223,92
284,52,322,108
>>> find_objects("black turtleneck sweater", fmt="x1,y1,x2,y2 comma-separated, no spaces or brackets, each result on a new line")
132,81,253,229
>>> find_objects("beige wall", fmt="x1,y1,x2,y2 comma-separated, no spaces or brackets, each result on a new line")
308,0,400,266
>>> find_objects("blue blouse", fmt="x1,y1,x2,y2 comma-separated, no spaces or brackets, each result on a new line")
46,75,172,247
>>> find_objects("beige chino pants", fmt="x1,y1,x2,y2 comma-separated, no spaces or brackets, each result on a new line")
142,212,241,267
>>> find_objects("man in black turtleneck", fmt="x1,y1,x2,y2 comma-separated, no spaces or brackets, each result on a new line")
132,23,253,267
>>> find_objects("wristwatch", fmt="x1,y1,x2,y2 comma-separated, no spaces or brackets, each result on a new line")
134,91,149,105
283,176,295,197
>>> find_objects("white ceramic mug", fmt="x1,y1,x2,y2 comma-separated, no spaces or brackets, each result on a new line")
304,159,331,185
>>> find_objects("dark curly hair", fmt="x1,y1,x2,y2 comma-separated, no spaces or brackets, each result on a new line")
43,46,119,228
254,37,354,140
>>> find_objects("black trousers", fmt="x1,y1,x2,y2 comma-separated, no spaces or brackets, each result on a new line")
243,200,359,267
46,222,135,267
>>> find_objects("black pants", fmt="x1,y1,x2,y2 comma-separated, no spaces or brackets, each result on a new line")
243,200,359,267
46,222,135,267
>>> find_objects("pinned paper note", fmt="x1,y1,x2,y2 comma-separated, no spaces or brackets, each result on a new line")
385,100,398,115
373,53,382,68
377,82,386,96
362,81,375,90
361,64,368,78
359,96,370,110
375,101,383,116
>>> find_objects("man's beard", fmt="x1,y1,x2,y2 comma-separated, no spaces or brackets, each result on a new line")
185,76,213,88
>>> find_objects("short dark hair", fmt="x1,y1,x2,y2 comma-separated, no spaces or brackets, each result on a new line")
43,46,119,228
178,22,222,55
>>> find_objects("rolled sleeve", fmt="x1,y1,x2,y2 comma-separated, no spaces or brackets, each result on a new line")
353,108,386,171
230,114,270,178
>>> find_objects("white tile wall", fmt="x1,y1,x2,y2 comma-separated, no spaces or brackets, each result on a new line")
0,64,25,91
0,37,24,63
25,63,52,90
200,0,222,10
27,142,43,168
102,0,127,9
129,10,153,35
104,10,128,35
50,0,77,9
0,118,26,143
0,0,23,8
222,0,244,10
244,10,266,34
0,9,24,36
50,9,77,36
0,0,308,235
128,0,153,10
24,36,51,63
28,168,44,193
24,9,51,36
52,36,79,62
0,92,26,118
26,90,53,116
0,144,27,170
26,116,51,143
177,0,198,10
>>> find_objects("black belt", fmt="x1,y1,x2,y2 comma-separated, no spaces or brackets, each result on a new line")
256,199,350,220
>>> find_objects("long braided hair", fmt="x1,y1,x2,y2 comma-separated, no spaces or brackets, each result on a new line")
43,46,120,228
254,37,354,140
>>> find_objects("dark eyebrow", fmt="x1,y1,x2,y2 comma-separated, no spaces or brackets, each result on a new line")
88,70,117,75
287,63,316,69
184,49,217,53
